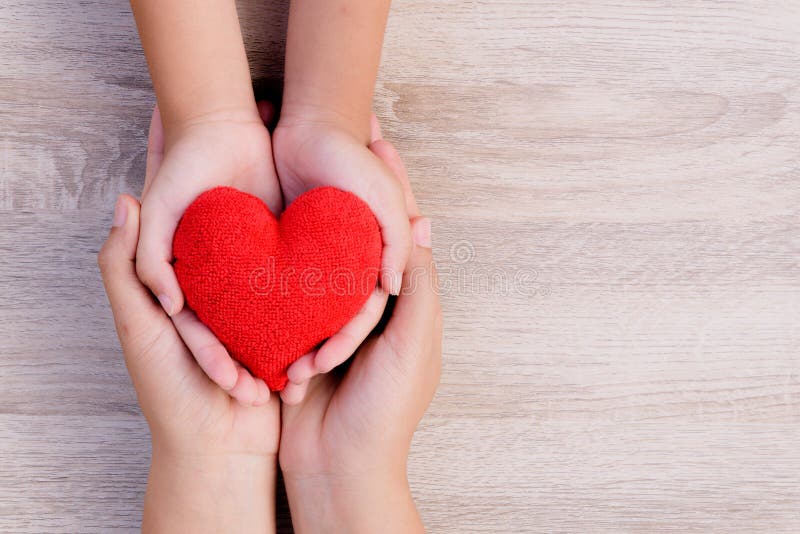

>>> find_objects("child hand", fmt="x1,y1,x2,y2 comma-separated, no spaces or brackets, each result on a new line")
136,105,283,319
276,115,415,397
278,138,440,532
98,195,280,532
273,116,411,294
138,104,280,403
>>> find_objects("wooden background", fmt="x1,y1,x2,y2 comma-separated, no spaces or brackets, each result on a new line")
1,0,799,531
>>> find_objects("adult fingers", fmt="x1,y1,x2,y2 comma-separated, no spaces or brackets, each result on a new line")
170,310,272,405
142,105,164,197
381,217,440,361
98,195,164,330
98,195,187,392
135,190,185,316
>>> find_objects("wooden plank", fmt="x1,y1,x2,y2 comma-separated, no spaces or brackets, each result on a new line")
1,0,799,531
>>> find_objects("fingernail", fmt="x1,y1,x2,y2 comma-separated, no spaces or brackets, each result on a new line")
413,217,432,248
157,294,173,316
112,196,127,228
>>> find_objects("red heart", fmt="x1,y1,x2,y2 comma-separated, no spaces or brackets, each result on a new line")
173,186,382,391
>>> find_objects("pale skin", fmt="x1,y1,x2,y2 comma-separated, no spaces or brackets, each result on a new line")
99,106,439,531
98,195,280,532
126,0,431,528
279,129,441,534
129,0,412,403
130,0,280,403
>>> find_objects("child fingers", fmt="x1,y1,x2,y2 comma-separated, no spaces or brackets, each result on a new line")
332,138,412,295
142,106,164,197
283,285,388,397
139,108,187,320
171,309,239,392
171,311,268,406
125,265,272,408
228,363,261,406
286,351,318,385
253,378,271,406
313,287,389,374
280,379,310,406
364,173,412,295
381,229,412,296
367,113,419,218
369,138,419,218
135,195,185,317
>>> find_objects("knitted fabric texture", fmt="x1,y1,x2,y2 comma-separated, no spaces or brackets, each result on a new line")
173,186,382,391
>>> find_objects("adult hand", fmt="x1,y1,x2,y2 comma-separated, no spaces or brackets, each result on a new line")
98,193,280,532
278,129,441,533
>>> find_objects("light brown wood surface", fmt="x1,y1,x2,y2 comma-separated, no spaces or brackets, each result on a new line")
2,1,799,532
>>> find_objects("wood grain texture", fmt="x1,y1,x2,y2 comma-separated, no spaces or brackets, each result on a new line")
2,0,799,532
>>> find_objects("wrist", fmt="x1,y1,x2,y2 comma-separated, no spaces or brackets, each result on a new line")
144,446,277,533
277,96,370,144
164,103,263,150
283,468,423,534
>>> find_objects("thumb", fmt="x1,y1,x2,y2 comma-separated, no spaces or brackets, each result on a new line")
98,195,172,345
381,216,441,362
99,195,208,402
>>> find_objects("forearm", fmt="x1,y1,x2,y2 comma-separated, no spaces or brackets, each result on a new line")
143,449,277,533
130,0,258,146
284,469,423,534
281,0,391,142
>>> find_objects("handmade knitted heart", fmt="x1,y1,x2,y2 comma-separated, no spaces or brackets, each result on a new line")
173,186,382,391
